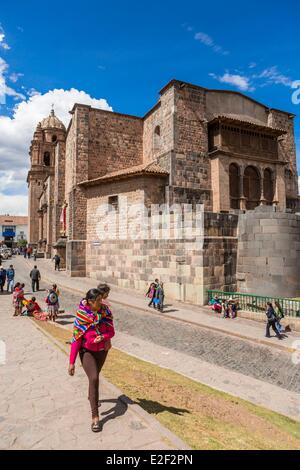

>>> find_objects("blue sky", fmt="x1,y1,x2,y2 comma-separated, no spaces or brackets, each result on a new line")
0,0,300,214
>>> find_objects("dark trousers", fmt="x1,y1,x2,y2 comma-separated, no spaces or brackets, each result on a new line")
79,349,108,418
0,281,4,292
55,263,60,271
266,320,281,338
32,279,39,292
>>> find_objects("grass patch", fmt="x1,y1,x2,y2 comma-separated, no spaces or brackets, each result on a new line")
33,319,300,450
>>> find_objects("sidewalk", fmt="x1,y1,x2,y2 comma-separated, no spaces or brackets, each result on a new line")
22,257,299,353
0,292,189,450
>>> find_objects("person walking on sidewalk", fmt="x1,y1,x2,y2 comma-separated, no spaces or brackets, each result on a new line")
12,283,25,316
0,266,7,293
155,282,165,312
30,265,41,292
6,264,15,293
265,302,282,340
33,248,37,261
147,279,159,309
53,254,61,271
68,286,115,432
45,284,60,322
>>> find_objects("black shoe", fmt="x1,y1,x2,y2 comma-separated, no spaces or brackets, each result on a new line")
265,335,271,338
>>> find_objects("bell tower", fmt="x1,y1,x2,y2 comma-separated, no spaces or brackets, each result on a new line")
27,109,66,245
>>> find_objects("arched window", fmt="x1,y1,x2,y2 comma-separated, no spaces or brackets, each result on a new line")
43,152,51,166
243,166,260,210
153,125,161,152
263,168,274,205
229,163,240,209
52,135,57,143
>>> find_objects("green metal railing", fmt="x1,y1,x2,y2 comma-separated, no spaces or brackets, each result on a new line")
207,289,300,318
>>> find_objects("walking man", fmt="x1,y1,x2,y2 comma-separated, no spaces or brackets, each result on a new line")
265,302,282,340
0,266,7,293
6,264,15,293
33,248,37,261
53,254,61,271
30,265,41,292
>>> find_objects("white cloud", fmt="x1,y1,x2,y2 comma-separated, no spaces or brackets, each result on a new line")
195,32,229,55
9,72,24,83
209,72,254,92
0,195,28,215
1,56,26,104
0,88,112,215
5,85,26,101
257,66,294,88
0,27,10,50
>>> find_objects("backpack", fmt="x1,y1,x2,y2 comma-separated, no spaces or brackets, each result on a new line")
47,291,58,305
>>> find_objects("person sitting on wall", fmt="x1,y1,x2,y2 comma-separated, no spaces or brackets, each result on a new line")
222,299,230,318
209,295,222,313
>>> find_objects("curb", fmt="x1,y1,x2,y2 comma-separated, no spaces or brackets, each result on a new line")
30,318,190,450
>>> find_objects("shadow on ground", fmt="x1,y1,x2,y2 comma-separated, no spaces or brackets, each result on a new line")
98,396,128,430
135,398,190,416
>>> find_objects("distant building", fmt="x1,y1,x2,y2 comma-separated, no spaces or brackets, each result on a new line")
0,215,28,247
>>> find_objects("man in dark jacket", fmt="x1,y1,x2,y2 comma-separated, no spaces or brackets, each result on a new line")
0,266,6,292
30,265,41,292
53,254,61,271
265,302,282,339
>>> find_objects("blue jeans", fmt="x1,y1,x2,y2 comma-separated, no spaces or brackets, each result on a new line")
7,279,14,292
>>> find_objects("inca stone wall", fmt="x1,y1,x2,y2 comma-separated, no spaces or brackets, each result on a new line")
237,206,300,297
85,211,238,305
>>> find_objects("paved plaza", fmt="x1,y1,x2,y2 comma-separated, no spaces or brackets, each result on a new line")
0,281,188,450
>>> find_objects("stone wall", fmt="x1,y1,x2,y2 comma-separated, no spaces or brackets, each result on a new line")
237,206,300,297
167,83,212,210
88,108,143,180
85,211,238,305
66,240,86,277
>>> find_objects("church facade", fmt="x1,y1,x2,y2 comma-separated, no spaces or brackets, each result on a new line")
27,80,300,303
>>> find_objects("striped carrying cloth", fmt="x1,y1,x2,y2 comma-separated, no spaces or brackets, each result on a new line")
72,301,113,343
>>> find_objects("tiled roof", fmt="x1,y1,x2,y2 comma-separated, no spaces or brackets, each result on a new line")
79,161,169,186
210,114,286,134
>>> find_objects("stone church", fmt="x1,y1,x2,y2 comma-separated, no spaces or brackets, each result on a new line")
27,79,300,304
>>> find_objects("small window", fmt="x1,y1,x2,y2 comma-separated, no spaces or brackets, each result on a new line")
52,135,57,143
43,152,51,166
108,195,118,212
